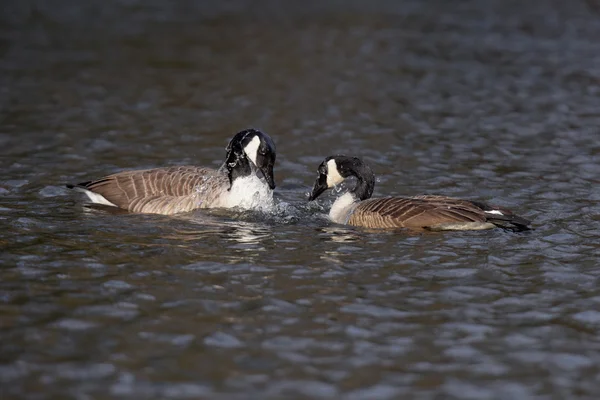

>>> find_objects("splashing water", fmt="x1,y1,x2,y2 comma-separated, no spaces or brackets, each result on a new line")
332,181,353,196
333,184,344,194
192,173,225,208
225,174,274,212
188,165,327,225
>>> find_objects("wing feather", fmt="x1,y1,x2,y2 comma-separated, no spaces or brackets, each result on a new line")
350,196,488,229
72,166,227,214
348,195,530,230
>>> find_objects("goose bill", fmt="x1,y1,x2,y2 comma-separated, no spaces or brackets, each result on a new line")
309,178,328,201
259,161,276,190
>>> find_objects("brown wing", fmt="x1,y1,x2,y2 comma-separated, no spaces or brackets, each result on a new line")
126,194,206,215
75,166,228,214
348,196,487,229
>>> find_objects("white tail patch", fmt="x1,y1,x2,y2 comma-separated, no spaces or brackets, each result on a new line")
76,188,117,207
484,210,504,215
244,135,261,166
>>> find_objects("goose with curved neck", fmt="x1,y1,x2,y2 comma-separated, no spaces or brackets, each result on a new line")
308,156,374,224
308,155,531,231
67,128,277,215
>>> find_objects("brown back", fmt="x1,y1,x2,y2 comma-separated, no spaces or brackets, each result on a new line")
81,166,228,214
348,195,487,229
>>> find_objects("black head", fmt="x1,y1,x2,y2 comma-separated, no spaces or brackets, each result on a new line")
225,128,276,189
308,155,375,201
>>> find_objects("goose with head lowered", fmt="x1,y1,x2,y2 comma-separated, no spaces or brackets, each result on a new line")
308,155,531,231
67,128,276,215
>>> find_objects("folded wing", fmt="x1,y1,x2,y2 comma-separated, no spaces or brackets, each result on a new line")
68,166,228,214
350,195,530,231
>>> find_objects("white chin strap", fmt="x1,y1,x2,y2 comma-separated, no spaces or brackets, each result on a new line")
326,159,344,187
244,135,261,166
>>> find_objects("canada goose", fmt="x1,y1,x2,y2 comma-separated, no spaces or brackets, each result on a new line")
67,129,276,215
308,155,531,231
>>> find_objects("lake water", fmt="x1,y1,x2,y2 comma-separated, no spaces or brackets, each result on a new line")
2,0,600,398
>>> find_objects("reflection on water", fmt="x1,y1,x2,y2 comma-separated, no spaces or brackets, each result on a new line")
2,0,600,398
318,226,362,243
172,218,273,259
318,226,363,266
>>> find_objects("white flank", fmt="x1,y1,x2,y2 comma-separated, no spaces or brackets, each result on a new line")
326,159,344,187
223,174,274,211
244,135,261,166
329,192,357,224
484,210,503,215
428,222,496,231
78,188,117,207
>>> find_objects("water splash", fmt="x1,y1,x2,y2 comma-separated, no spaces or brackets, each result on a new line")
333,184,345,194
225,174,274,212
192,173,224,209
216,163,227,174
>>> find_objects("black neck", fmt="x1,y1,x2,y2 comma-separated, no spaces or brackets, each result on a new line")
336,156,375,201
227,158,253,188
354,177,374,200
224,145,253,189
352,169,375,201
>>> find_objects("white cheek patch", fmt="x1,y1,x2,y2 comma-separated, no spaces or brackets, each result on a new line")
244,135,261,166
326,159,344,187
484,210,504,215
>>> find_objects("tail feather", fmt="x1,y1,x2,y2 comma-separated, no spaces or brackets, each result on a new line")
469,200,532,232
487,214,531,231
65,181,118,207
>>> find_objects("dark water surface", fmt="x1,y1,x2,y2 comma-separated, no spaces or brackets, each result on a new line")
2,0,600,398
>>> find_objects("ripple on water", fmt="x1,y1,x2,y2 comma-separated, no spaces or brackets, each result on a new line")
51,318,99,331
265,380,338,399
572,310,600,326
442,379,533,400
110,373,212,398
340,303,410,319
2,180,28,189
138,332,196,347
40,363,116,383
345,384,406,400
75,303,139,320
38,185,65,198
203,332,243,349
102,280,134,290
